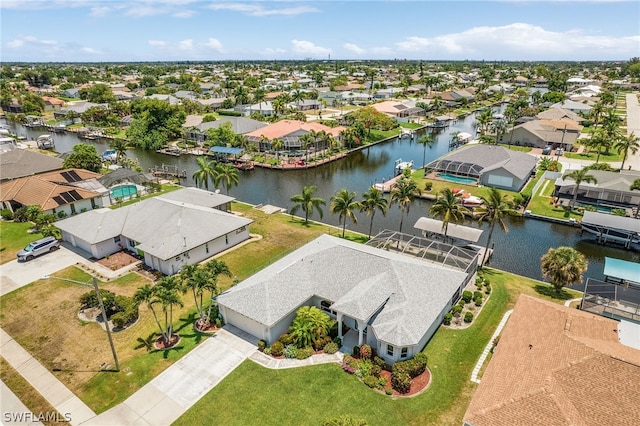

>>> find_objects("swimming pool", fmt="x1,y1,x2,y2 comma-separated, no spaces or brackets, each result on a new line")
437,173,478,184
110,184,137,199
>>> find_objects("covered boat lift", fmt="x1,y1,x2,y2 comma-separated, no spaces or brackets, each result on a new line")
580,211,640,249
414,217,483,243
603,257,640,288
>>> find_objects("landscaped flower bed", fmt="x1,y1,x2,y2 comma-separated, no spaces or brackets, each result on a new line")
443,276,492,328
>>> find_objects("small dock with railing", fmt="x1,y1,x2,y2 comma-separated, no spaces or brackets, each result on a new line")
149,164,187,179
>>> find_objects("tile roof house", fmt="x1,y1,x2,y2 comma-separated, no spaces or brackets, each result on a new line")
0,149,64,181
500,119,582,150
217,234,472,363
244,120,346,152
463,295,640,426
425,145,537,192
55,187,252,275
371,100,424,118
0,169,107,216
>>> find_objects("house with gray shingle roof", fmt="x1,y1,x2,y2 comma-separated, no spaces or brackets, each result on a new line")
217,234,470,363
55,187,252,275
425,145,537,192
500,119,582,150
554,170,640,209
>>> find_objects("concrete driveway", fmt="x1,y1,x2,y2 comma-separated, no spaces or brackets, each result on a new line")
0,244,87,296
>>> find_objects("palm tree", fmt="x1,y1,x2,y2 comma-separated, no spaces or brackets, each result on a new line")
271,137,283,163
134,283,166,344
192,157,217,191
289,306,331,348
476,108,493,135
154,276,183,345
475,188,518,266
179,264,209,325
540,246,588,294
109,139,129,164
290,185,326,224
330,189,361,238
416,133,435,169
428,188,470,239
360,187,389,239
214,162,239,194
390,175,421,233
562,168,598,208
614,133,640,171
586,129,610,164
631,179,640,218
202,259,232,322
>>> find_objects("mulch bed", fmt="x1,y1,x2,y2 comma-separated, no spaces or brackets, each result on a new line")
194,322,220,333
154,334,181,350
380,368,431,397
97,251,140,271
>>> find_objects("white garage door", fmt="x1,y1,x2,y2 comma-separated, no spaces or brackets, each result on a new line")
487,174,513,188
225,309,264,339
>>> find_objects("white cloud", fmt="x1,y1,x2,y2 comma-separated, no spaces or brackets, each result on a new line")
291,40,331,58
343,43,366,55
178,39,194,51
202,38,224,52
394,23,639,60
147,37,226,57
4,35,104,60
89,6,111,17
82,47,102,54
148,40,167,47
208,3,317,16
6,35,57,49
173,9,195,18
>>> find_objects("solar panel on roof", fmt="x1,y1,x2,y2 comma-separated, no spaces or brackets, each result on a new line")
60,171,73,182
68,190,82,201
53,196,65,205
68,170,81,182
60,192,75,203
395,104,408,110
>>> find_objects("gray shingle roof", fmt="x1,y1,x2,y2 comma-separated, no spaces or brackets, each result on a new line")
217,235,467,347
0,149,63,180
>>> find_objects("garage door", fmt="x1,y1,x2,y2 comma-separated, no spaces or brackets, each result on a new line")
487,174,513,188
224,309,265,339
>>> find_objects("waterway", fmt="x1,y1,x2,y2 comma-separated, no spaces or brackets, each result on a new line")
4,111,638,285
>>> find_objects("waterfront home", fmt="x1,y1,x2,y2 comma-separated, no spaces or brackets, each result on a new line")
549,99,594,114
500,119,582,150
0,169,108,216
217,234,473,363
536,107,585,123
463,295,640,426
244,120,345,152
425,145,537,192
41,96,65,112
55,188,252,275
53,101,108,121
0,150,64,181
371,100,424,119
554,170,640,212
185,116,267,145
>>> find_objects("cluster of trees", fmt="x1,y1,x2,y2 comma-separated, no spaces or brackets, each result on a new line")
126,98,186,150
192,157,239,194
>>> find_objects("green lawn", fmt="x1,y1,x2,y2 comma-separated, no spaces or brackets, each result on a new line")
175,269,580,426
564,150,622,162
0,221,39,264
526,179,584,220
411,169,519,202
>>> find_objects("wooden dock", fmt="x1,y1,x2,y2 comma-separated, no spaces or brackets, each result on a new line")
149,165,187,179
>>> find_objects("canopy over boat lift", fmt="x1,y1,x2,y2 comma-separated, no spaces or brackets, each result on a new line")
580,211,640,249
603,257,640,288
414,217,483,243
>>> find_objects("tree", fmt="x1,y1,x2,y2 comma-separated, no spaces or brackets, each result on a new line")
214,162,239,194
62,143,102,172
126,98,186,150
192,157,217,191
202,259,231,322
330,189,361,238
428,188,470,239
360,187,389,239
290,185,326,224
390,173,421,233
614,133,640,171
271,137,283,162
476,108,493,136
80,83,116,104
562,169,598,208
540,246,588,294
153,276,183,345
289,306,331,348
416,133,435,169
109,139,129,164
631,179,640,218
180,259,231,327
475,188,518,266
134,284,165,345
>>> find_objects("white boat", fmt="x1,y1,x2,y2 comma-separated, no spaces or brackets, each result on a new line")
452,189,483,206
36,134,54,149
395,159,414,175
102,150,117,162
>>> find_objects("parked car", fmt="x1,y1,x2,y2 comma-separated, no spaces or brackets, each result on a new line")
555,148,564,156
16,236,60,262
542,145,552,155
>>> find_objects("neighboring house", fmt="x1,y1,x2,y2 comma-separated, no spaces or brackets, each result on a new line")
554,170,640,209
0,169,107,216
500,119,582,150
196,97,227,111
0,149,64,180
41,96,65,112
185,116,267,144
53,101,108,120
56,188,253,275
371,100,424,119
244,120,345,152
550,99,593,114
287,99,323,111
373,87,404,99
217,234,473,363
536,107,585,123
239,101,275,117
425,145,537,192
62,88,81,98
146,94,181,105
463,295,640,426
174,90,197,100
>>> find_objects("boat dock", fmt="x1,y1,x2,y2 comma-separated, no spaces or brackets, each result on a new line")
149,164,187,179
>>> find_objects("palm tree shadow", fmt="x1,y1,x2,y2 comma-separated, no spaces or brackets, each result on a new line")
534,284,574,300
135,332,157,352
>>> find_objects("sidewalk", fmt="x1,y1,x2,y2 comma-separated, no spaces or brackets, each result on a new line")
0,380,44,426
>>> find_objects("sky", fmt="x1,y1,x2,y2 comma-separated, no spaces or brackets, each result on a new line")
1,0,639,62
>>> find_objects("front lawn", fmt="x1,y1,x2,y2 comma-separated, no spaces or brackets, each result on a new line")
526,179,584,220
564,150,622,162
175,269,580,426
0,221,39,264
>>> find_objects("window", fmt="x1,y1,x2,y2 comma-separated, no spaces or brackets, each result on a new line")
205,242,209,254
128,238,136,248
320,300,332,313
114,236,121,243
236,226,246,234
225,234,229,245
401,347,408,358
70,203,76,214
387,344,394,357
91,198,97,209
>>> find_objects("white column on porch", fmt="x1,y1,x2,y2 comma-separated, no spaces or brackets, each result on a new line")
337,313,343,339
357,319,365,346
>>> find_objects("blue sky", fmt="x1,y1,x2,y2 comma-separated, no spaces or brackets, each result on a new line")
1,1,639,62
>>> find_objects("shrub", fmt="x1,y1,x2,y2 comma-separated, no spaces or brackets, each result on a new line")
1,209,14,220
414,352,428,368
424,181,433,191
464,312,474,323
258,339,267,352
263,347,271,355
352,345,360,358
323,342,338,354
215,317,223,328
473,291,483,300
278,333,294,346
363,375,378,389
393,354,427,379
328,320,339,338
342,356,356,374
270,341,284,357
314,335,332,351
284,344,298,359
483,280,490,286
391,371,412,394
475,296,483,307
359,344,372,359
485,285,491,294
452,305,463,315
296,347,314,360
56,211,67,219
458,299,465,307
443,312,452,325
462,290,473,303
12,207,28,222
385,388,393,395
354,358,373,378
374,356,386,369
333,337,342,347
111,312,129,328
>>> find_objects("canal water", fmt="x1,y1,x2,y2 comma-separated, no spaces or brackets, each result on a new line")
5,111,639,284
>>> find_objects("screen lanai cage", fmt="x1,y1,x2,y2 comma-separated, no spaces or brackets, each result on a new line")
424,158,483,178
581,278,640,324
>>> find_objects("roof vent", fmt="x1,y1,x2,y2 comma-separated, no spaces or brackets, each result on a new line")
564,319,572,331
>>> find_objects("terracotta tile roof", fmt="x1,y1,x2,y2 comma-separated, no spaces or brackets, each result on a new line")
244,120,345,140
464,295,640,426
0,169,101,211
